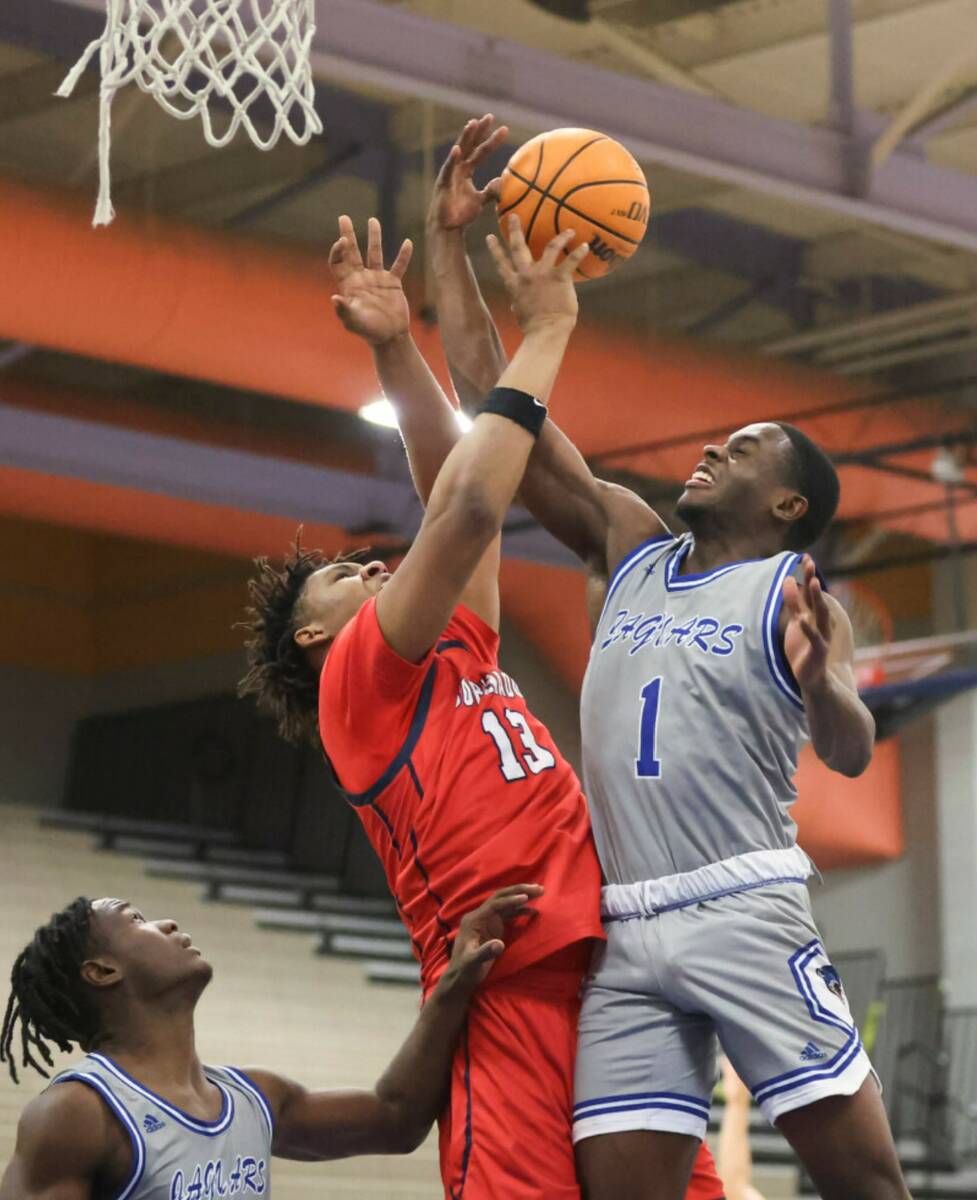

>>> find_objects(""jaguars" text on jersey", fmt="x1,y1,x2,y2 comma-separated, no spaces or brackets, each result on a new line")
600,608,744,658
169,1155,267,1199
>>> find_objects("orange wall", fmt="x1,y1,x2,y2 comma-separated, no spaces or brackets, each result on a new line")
2,177,975,543
794,739,903,869
0,515,254,675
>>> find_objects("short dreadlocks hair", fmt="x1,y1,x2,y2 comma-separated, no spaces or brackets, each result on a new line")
239,537,352,745
2,898,102,1083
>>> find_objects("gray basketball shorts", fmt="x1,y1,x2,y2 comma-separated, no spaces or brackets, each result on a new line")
573,881,877,1143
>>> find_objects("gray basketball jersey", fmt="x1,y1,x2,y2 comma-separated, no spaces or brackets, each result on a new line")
581,533,810,884
52,1052,273,1199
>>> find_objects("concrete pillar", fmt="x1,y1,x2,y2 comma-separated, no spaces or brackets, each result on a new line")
935,690,977,1006
933,556,977,1006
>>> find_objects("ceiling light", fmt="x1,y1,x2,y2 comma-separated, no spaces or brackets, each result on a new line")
932,445,966,486
359,399,474,434
358,399,399,429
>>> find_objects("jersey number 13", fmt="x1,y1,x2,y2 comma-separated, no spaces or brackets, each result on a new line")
482,709,557,782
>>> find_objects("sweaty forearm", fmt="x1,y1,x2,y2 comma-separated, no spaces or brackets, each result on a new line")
374,975,473,1148
372,334,461,504
427,223,508,410
803,673,875,777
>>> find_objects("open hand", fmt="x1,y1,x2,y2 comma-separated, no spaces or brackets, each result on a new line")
486,214,588,334
782,555,834,694
430,114,508,232
444,883,544,989
328,215,412,345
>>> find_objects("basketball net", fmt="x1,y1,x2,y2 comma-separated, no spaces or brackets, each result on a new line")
832,580,894,690
57,0,323,227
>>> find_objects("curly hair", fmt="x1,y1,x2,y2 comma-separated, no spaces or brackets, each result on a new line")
238,537,350,744
1,898,101,1083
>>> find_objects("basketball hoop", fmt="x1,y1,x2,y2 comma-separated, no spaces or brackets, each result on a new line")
58,0,323,227
832,580,894,690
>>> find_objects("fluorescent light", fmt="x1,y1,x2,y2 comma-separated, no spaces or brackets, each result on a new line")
358,399,474,433
358,399,399,429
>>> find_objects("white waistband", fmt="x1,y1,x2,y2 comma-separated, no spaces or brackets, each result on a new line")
600,846,814,919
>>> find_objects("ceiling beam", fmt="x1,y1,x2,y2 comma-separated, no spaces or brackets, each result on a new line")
0,399,578,568
265,0,977,254
911,84,977,142
34,0,977,252
872,42,977,168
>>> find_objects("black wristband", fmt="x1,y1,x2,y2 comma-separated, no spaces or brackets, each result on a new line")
477,387,547,439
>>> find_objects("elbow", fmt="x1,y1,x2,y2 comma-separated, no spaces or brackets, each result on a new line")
382,1114,430,1156
826,734,875,778
440,481,500,542
833,754,871,779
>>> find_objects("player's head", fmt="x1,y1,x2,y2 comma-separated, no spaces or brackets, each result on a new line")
239,538,391,744
1,897,211,1083
675,421,839,551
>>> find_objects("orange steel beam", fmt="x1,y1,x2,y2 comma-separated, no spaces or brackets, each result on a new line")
0,465,374,560
3,177,975,542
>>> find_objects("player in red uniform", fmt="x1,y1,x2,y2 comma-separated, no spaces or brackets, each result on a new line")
241,212,725,1197
241,220,602,1199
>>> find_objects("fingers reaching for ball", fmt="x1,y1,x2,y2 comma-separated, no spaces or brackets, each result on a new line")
486,217,584,333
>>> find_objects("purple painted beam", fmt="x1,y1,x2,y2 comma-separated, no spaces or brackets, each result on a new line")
290,0,977,253
0,401,578,568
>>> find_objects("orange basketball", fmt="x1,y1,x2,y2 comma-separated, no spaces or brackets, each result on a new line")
497,128,650,281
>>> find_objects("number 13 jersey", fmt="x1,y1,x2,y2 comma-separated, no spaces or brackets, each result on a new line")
319,599,603,992
581,534,811,886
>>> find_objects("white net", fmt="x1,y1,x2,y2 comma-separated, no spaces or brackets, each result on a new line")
58,0,323,227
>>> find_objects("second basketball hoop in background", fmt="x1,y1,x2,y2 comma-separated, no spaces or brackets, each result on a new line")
58,0,323,227
497,128,651,281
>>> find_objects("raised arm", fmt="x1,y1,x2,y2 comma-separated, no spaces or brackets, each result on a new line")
244,886,542,1161
328,214,501,630
781,556,875,777
427,117,667,585
0,1084,114,1199
372,221,588,663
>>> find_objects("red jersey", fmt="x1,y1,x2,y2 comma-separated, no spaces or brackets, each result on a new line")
319,598,603,991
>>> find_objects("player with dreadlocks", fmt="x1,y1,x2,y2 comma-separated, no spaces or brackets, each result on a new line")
1,886,539,1197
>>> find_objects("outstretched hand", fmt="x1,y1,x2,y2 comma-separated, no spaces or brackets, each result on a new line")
782,555,834,694
430,114,508,232
486,214,588,334
444,884,544,989
328,215,413,346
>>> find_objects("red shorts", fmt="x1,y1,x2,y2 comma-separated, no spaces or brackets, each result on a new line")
436,946,725,1200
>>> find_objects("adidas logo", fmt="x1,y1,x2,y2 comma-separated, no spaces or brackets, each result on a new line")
143,1113,166,1133
800,1041,828,1062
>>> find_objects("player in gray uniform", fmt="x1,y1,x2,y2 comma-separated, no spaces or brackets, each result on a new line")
426,115,909,1200
0,884,540,1198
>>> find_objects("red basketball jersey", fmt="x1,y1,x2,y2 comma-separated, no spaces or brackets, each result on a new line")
319,599,604,991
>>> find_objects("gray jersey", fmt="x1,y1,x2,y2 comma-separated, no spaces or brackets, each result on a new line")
581,533,810,884
52,1052,273,1199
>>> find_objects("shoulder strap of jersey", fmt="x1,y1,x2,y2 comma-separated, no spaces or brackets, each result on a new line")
211,1067,275,1139
51,1067,147,1200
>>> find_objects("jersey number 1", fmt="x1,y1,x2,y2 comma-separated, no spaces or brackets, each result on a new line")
635,676,663,779
482,709,556,782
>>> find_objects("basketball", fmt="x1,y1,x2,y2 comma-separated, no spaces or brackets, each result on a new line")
497,128,651,281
